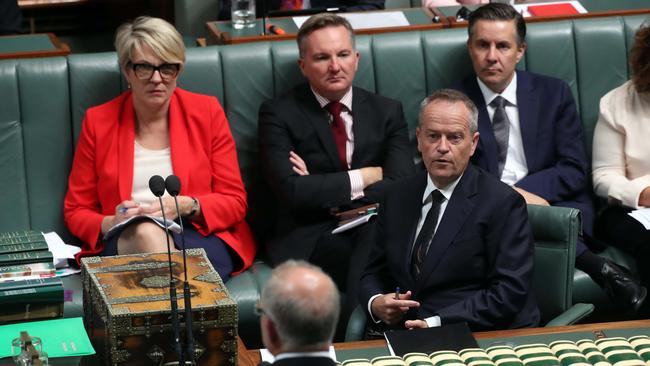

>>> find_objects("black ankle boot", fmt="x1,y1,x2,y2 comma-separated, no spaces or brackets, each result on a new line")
601,260,647,314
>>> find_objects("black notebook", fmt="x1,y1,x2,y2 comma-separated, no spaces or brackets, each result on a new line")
384,322,479,357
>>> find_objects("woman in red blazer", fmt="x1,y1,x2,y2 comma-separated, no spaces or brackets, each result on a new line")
64,16,256,281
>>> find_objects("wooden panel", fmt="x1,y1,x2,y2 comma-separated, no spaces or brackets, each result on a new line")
206,8,446,45
0,33,69,59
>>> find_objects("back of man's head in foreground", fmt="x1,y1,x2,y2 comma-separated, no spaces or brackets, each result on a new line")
259,260,341,354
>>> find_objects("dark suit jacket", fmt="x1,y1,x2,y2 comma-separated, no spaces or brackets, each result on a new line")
0,0,21,35
453,71,595,235
360,166,540,331
219,0,384,19
258,83,413,264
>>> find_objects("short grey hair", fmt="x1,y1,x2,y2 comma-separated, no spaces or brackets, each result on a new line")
114,16,185,69
260,260,340,351
419,89,479,134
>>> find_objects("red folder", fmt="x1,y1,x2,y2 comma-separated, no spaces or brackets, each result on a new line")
528,3,579,16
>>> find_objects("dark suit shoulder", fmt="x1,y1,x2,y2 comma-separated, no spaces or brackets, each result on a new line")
260,83,312,110
471,165,524,203
516,70,573,96
452,71,570,95
518,70,567,85
352,86,402,108
384,169,426,195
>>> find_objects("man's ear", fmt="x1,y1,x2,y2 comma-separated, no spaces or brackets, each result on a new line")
470,131,480,157
516,42,527,63
298,58,306,77
262,317,283,354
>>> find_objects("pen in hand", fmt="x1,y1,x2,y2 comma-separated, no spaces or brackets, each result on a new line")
118,202,144,214
394,286,400,300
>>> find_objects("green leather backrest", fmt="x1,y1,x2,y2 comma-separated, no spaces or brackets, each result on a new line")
0,58,73,241
174,0,220,38
575,15,646,158
68,52,124,144
527,205,580,325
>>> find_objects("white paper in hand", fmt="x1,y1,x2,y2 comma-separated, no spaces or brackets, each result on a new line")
332,211,377,234
628,208,650,230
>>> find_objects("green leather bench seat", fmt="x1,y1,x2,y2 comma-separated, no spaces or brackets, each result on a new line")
0,14,646,346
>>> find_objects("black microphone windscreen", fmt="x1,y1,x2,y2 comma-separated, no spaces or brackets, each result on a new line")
148,175,166,197
165,175,181,196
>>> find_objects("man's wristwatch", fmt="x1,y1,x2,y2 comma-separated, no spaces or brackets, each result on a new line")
189,197,200,217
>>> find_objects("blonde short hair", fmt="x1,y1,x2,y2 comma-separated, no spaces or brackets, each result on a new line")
114,16,185,69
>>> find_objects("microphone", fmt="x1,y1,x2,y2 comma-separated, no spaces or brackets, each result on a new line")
149,175,185,365
165,175,194,364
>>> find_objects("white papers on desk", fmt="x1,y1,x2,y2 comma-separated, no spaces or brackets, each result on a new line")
259,346,337,363
513,1,587,17
42,231,81,268
293,11,410,30
628,208,650,230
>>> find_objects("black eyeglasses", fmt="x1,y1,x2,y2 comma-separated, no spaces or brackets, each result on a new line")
129,62,180,81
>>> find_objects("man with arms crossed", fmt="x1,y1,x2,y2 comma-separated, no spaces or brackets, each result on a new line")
453,3,645,313
259,260,339,366
361,89,540,330
258,13,413,317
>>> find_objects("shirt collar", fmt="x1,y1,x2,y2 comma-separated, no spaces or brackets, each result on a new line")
274,351,332,362
311,87,353,112
476,72,518,107
422,172,462,204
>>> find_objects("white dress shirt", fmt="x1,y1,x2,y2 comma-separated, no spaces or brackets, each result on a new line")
274,350,332,362
477,74,529,186
312,87,365,200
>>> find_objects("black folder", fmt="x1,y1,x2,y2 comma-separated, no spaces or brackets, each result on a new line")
384,322,478,357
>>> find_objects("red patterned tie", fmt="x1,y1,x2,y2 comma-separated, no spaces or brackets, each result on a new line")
325,102,348,170
280,0,303,9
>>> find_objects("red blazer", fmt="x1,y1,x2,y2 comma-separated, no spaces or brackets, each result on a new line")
64,88,256,273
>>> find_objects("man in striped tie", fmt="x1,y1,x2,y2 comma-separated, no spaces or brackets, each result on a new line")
453,3,646,313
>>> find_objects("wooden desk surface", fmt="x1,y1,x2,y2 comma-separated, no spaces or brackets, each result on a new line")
206,8,445,46
238,319,650,366
18,0,88,9
0,33,70,59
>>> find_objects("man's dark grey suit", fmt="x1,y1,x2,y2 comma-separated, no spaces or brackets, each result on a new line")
361,165,540,331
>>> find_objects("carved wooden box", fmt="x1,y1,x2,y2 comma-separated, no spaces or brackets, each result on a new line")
81,249,238,366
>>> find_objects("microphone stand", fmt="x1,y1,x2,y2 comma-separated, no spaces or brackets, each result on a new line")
261,0,268,35
157,195,185,365
171,197,194,364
